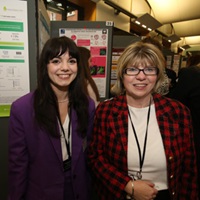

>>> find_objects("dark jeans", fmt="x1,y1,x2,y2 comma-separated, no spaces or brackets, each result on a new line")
124,190,170,200
155,190,170,200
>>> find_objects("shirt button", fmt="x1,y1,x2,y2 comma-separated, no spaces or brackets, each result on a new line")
73,174,76,179
169,156,173,161
170,174,174,179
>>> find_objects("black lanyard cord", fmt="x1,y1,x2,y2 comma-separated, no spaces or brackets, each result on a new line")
128,98,151,176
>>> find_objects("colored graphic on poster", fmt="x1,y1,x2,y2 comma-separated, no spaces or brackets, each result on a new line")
59,28,108,98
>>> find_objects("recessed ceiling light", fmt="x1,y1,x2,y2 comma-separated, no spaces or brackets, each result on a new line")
142,24,147,28
166,34,180,43
134,13,162,30
57,3,62,7
135,21,140,25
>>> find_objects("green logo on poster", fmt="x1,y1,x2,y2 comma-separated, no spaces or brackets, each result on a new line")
3,6,7,11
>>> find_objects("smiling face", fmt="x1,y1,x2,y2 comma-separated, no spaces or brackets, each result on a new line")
47,51,78,93
111,42,165,104
123,63,158,101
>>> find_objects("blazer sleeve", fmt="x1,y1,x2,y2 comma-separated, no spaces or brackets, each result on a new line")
178,106,199,199
87,101,131,199
8,102,29,200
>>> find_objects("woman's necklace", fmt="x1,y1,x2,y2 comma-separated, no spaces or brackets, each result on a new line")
128,98,152,180
57,98,68,103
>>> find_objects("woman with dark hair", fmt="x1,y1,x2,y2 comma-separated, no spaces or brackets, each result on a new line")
8,36,95,200
78,46,100,106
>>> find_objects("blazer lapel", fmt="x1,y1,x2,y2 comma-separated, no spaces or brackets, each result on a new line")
48,126,63,166
153,93,175,157
71,109,83,172
112,95,129,157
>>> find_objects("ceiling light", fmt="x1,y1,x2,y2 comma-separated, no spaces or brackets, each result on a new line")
142,24,147,28
179,45,191,50
135,21,140,25
166,34,181,43
56,3,62,7
134,13,162,30
46,0,52,2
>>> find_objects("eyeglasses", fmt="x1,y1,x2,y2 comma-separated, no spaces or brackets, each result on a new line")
123,67,159,76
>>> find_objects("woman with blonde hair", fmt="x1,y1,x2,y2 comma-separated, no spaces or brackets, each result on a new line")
88,41,198,200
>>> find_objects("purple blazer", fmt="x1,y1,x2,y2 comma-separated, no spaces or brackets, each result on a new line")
8,92,95,200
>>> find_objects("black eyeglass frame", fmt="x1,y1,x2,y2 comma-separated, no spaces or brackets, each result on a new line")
123,67,159,76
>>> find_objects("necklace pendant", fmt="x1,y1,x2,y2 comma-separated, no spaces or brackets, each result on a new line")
136,171,142,180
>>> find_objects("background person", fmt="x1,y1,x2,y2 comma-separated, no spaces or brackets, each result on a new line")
164,56,177,94
88,41,198,200
142,37,176,96
8,36,95,200
78,46,100,107
168,54,200,197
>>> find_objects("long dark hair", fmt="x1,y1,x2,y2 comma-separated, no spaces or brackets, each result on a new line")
78,46,100,101
34,36,89,137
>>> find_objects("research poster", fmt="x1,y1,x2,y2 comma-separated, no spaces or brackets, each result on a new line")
59,28,109,98
111,48,124,88
0,1,29,117
38,0,50,53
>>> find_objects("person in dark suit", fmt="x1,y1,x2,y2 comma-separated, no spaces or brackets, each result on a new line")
88,42,198,200
168,54,200,198
165,67,177,91
8,36,95,200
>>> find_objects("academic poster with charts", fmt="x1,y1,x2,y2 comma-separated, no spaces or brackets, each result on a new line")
59,28,109,98
0,1,29,117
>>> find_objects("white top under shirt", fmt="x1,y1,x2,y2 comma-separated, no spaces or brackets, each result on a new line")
127,104,168,190
60,114,71,161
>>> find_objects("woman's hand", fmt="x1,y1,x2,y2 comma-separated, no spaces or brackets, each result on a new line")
125,180,158,200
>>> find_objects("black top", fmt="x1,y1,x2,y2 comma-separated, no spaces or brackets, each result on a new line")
165,67,177,90
168,65,200,194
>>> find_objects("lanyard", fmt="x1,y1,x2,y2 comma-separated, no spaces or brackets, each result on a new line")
128,98,151,180
58,111,71,159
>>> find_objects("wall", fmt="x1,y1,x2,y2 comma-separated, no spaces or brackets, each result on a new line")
69,0,96,21
0,0,38,199
131,0,150,15
96,1,130,32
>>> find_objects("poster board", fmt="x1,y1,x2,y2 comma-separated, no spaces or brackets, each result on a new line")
111,48,124,88
0,0,39,199
0,0,29,117
51,21,114,101
38,0,50,53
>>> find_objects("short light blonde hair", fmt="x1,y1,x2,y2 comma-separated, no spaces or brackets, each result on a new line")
111,41,165,95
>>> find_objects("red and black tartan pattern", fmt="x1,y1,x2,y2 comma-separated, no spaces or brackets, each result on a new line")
88,93,199,200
